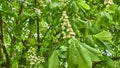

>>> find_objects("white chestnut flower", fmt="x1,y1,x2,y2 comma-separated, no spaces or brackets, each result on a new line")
63,18,67,22
104,0,114,5
67,35,71,38
61,11,76,39
66,29,69,32
67,23,71,28
39,57,45,63
62,13,66,17
64,15,68,19
68,28,73,32
62,31,66,36
63,11,66,14
70,32,76,36
61,25,65,30
30,62,35,65
62,21,67,26
63,35,67,39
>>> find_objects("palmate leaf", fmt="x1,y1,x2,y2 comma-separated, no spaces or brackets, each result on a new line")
77,44,92,68
82,43,103,61
67,41,78,68
48,50,59,68
67,37,102,68
93,31,114,54
68,38,92,68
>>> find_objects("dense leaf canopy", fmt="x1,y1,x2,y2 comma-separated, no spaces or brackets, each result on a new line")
0,0,120,68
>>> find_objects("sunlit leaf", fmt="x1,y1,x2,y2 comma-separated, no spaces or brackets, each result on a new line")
78,3,91,10
94,31,113,42
68,38,92,68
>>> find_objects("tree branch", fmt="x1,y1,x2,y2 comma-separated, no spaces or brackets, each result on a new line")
18,0,24,16
0,11,11,68
34,0,41,52
17,0,25,24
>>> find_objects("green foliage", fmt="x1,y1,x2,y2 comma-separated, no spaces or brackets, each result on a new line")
49,50,59,68
0,0,120,68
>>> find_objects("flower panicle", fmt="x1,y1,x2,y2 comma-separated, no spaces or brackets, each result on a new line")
61,11,76,39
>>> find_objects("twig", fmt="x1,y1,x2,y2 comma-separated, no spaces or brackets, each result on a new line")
17,0,25,24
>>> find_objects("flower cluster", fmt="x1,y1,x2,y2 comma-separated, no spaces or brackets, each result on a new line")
30,55,45,65
28,47,45,65
104,0,114,5
61,11,76,39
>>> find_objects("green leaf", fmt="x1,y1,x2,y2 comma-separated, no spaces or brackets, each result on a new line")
104,57,115,68
82,43,100,54
68,38,92,68
57,46,67,59
73,18,87,28
48,50,59,68
12,62,18,68
71,1,79,13
105,4,118,13
113,0,120,5
77,44,92,68
82,43,103,61
67,42,78,68
95,12,110,28
85,35,96,47
78,3,91,10
93,0,100,3
94,31,113,42
68,38,102,68
50,2,60,9
60,46,67,52
0,4,2,11
100,41,114,55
